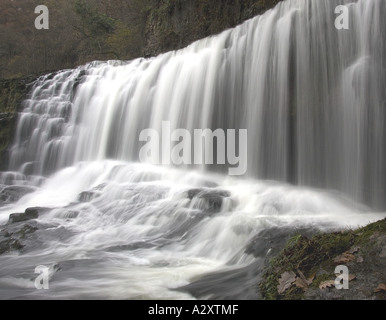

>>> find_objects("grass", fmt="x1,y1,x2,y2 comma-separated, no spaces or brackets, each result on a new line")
259,218,386,300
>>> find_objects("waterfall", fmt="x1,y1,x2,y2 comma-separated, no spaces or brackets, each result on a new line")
4,0,385,209
0,0,385,300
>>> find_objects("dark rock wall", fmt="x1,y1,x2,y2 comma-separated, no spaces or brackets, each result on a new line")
144,0,282,56
0,77,36,169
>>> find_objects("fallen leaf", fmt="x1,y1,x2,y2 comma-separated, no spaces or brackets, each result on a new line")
349,274,357,281
297,269,315,285
334,274,357,281
295,277,309,292
356,256,364,263
319,280,335,290
348,246,360,254
374,284,386,293
333,252,356,264
278,271,296,294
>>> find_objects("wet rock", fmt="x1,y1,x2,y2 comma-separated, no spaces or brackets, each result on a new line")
0,238,24,255
186,189,231,213
245,227,313,258
0,221,39,255
77,184,106,203
8,210,38,224
0,113,12,122
0,76,36,169
0,185,36,203
15,224,38,239
58,210,79,219
187,188,229,200
8,207,48,224
107,241,156,252
0,218,64,256
177,259,263,300
72,70,87,93
78,191,100,203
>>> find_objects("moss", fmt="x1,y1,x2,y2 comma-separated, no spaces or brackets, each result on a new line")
353,218,386,243
260,271,280,300
259,218,386,300
282,286,304,300
311,273,335,288
157,0,179,16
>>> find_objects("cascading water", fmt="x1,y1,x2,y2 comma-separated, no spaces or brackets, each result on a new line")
0,0,385,299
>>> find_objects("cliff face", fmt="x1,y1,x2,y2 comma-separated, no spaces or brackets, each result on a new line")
0,77,36,169
1,0,283,80
144,0,282,56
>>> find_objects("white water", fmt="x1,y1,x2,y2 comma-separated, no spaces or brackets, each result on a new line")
0,0,385,299
0,161,383,299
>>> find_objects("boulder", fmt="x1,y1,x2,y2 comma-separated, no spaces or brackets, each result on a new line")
7,207,47,224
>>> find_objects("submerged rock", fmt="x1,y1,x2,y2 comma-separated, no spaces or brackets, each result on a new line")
186,188,231,213
0,238,24,255
78,191,96,202
78,184,106,202
0,222,38,255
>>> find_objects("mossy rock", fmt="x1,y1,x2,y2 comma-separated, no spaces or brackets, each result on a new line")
259,218,386,300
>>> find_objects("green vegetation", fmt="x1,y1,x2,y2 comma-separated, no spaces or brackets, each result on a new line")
0,0,282,79
259,218,386,300
0,0,150,78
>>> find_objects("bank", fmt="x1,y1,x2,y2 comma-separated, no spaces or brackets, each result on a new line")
259,218,386,300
